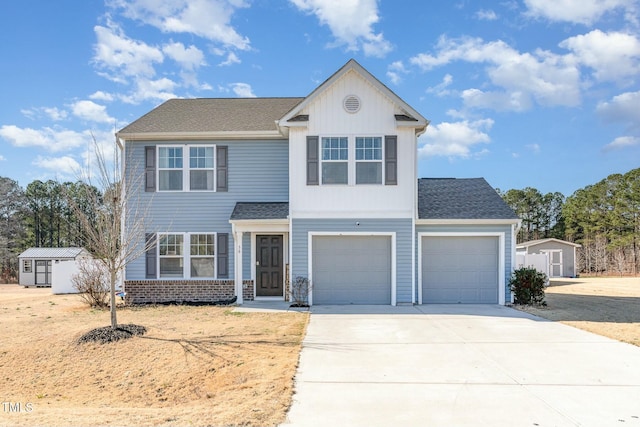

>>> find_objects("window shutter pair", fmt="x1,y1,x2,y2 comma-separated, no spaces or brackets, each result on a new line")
305,135,397,185
145,233,229,279
144,145,228,192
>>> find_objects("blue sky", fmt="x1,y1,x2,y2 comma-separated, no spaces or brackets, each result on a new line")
1,0,639,196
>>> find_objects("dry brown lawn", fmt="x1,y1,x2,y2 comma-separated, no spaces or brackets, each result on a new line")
0,285,308,427
517,277,640,347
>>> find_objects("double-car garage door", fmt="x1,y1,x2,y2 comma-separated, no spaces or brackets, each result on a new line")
312,235,391,304
422,236,499,304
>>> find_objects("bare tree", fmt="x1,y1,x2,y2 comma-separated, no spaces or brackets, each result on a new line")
65,135,153,329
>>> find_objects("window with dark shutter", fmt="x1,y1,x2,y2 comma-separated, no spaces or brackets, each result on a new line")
145,146,156,192
216,146,228,192
145,233,157,278
384,135,397,185
307,136,319,185
217,233,229,278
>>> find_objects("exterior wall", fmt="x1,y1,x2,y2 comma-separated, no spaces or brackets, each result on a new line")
291,218,414,304
415,224,515,303
124,139,289,281
289,70,417,219
18,257,75,286
124,279,254,304
524,242,577,277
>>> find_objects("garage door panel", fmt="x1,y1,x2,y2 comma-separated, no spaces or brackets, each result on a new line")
313,236,391,305
422,236,499,304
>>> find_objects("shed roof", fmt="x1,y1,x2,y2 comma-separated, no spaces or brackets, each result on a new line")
117,97,304,136
516,238,581,248
418,178,519,220
18,247,89,259
230,202,289,220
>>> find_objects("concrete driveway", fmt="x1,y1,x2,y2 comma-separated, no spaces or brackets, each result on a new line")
282,305,640,427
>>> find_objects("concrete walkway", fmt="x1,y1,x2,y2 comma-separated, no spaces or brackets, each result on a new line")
282,305,640,426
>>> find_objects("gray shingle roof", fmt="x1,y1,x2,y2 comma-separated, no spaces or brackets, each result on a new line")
230,202,289,220
117,98,304,135
18,247,89,259
418,178,519,220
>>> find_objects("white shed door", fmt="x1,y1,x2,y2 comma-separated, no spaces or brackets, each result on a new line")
312,236,391,304
422,236,499,304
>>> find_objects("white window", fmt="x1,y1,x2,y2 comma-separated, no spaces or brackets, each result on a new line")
158,147,183,191
23,260,32,273
158,233,216,278
355,137,382,184
321,137,348,185
190,234,215,278
158,145,215,192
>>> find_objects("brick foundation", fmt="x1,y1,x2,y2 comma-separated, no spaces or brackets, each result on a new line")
124,279,255,304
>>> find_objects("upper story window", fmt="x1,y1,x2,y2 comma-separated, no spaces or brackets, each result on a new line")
156,145,216,192
355,137,382,184
321,137,348,185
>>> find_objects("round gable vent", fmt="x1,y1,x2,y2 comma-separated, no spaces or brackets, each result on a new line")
343,95,361,113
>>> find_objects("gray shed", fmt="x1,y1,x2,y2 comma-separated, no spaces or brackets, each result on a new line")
18,248,91,286
516,238,581,278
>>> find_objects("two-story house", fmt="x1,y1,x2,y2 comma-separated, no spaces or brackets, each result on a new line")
117,59,520,306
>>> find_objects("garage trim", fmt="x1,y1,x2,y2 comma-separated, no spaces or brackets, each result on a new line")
308,232,397,306
418,232,505,305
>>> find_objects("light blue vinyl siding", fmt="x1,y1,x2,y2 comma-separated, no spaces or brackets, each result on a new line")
125,139,289,280
415,224,514,303
291,218,414,304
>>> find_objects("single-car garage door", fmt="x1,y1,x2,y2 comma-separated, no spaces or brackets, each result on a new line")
312,235,391,304
422,236,499,304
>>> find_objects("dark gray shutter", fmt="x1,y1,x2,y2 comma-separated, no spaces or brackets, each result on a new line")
217,233,229,278
145,146,156,192
145,233,157,278
216,146,228,192
307,136,319,185
385,135,397,186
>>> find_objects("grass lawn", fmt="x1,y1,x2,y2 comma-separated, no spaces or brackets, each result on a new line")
0,285,308,427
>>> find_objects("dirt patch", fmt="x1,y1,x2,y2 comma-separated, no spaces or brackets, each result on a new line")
516,277,640,346
0,285,308,426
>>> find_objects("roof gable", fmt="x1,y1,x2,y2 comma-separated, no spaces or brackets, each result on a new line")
278,59,428,129
418,178,519,220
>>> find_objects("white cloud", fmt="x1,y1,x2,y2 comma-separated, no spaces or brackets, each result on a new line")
560,30,640,83
603,136,640,151
33,155,82,178
523,0,633,24
163,41,205,70
109,0,250,50
93,22,164,79
476,9,498,20
89,91,115,102
0,125,92,152
219,51,241,66
410,36,581,111
21,107,68,121
418,119,494,158
426,74,454,97
70,100,114,124
597,90,640,125
0,155,5,161
229,82,255,97
526,143,541,153
386,61,407,84
119,77,178,104
290,0,392,57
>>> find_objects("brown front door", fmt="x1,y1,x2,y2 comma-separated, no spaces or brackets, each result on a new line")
256,235,283,297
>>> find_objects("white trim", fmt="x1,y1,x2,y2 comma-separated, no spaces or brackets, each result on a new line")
232,226,243,304
516,237,582,249
308,231,397,306
416,219,521,225
117,130,285,141
418,232,506,305
229,220,289,234
157,145,216,193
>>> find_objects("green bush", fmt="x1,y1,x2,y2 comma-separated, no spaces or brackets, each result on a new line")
509,267,547,306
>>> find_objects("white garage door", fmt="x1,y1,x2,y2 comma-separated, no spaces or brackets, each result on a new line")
422,236,499,304
312,235,391,304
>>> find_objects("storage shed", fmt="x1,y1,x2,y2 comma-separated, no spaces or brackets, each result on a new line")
18,248,91,287
516,238,581,278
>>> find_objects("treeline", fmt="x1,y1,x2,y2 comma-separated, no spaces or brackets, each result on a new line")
500,168,640,276
0,177,102,282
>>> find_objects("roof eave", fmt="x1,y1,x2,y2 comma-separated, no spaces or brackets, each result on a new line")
416,218,522,225
116,130,286,141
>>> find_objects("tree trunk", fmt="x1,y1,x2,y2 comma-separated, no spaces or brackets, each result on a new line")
110,269,117,329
